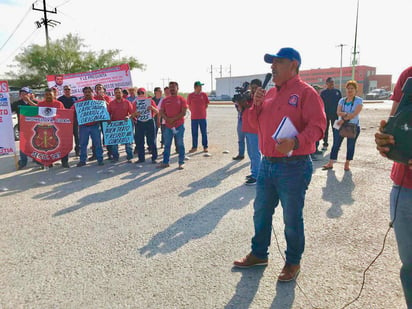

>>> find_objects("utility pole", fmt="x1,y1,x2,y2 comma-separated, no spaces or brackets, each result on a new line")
32,0,59,50
351,0,360,80
209,64,214,93
336,44,347,92
219,65,223,78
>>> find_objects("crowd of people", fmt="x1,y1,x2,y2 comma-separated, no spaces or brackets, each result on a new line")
9,52,411,307
12,80,210,170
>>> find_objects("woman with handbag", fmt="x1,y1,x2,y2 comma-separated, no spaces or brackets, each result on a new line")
322,80,363,171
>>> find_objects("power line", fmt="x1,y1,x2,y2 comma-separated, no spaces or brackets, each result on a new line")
0,6,32,52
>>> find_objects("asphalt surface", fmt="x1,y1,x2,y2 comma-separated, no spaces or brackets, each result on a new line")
0,103,407,309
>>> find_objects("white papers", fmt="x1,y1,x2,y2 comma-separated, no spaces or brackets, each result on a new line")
272,117,298,157
333,119,341,130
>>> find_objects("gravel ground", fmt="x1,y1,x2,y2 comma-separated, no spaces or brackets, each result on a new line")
0,103,407,309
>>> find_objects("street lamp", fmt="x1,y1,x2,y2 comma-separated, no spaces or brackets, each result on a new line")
336,44,347,92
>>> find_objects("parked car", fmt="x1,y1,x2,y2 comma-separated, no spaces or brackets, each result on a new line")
365,88,391,100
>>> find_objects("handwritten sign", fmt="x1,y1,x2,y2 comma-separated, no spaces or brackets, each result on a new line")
102,119,133,145
136,99,152,121
75,100,110,125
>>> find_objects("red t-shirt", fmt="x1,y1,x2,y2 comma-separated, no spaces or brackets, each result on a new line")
37,99,65,109
249,75,326,157
160,95,188,128
241,100,257,134
108,98,134,121
187,91,209,119
389,66,412,188
94,94,111,104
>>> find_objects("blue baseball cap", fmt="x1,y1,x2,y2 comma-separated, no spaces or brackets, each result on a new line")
264,47,301,67
20,87,32,94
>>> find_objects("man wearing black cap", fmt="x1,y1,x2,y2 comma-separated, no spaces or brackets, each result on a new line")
11,87,39,169
320,77,342,151
233,47,326,282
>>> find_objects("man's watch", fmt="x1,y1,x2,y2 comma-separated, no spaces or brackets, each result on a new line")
293,136,300,150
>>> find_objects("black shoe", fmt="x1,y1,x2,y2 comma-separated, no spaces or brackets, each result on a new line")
77,162,86,167
98,161,104,166
62,162,70,168
135,159,145,164
245,177,257,186
232,155,245,160
88,155,97,161
18,165,26,170
314,150,323,155
245,174,253,180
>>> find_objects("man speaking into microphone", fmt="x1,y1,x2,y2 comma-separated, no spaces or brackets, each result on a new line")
233,47,326,282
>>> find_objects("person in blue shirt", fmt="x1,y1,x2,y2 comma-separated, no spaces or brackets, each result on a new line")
322,80,363,171
320,77,342,151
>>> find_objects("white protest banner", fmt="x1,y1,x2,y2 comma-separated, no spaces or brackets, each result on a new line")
75,100,110,125
47,64,133,97
102,119,134,145
0,81,16,156
136,98,152,121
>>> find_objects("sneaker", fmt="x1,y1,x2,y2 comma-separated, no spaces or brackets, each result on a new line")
88,155,97,161
232,155,244,160
245,174,252,180
245,177,256,185
203,147,208,153
188,148,197,153
233,253,268,268
77,162,86,167
98,161,104,166
278,263,300,282
178,164,185,170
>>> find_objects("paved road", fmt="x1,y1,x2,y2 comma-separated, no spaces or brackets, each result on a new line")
0,105,407,308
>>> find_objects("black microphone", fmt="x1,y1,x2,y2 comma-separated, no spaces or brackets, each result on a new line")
262,73,272,89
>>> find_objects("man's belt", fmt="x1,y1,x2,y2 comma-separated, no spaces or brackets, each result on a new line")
264,155,310,163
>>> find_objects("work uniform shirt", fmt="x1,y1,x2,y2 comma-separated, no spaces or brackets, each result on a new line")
249,75,326,157
241,100,257,134
389,66,412,189
108,98,134,121
187,91,209,119
37,99,65,109
160,95,188,128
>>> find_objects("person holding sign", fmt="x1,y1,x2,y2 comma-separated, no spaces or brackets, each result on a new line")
159,81,188,170
107,88,135,163
233,48,326,283
134,88,159,164
72,87,105,167
187,81,209,153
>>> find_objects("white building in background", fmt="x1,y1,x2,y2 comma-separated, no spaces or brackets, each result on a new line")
215,73,275,98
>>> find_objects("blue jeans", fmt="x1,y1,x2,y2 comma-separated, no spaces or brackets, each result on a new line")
163,124,185,165
237,117,245,156
390,185,412,307
245,132,261,179
108,144,133,160
135,119,158,161
330,126,360,161
191,119,208,148
79,124,103,163
251,156,313,265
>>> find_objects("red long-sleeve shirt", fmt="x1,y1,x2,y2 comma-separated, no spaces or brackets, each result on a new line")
249,75,326,157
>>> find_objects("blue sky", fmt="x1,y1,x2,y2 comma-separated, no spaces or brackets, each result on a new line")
1,0,411,92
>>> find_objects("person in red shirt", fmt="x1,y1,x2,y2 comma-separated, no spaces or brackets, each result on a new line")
375,66,412,307
159,81,188,169
234,48,326,283
187,81,209,153
107,88,135,163
37,88,69,168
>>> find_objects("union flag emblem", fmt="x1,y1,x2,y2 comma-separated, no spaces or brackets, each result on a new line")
32,124,59,151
